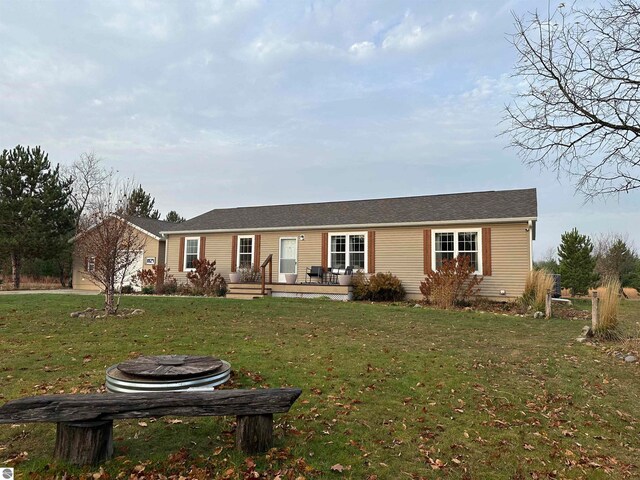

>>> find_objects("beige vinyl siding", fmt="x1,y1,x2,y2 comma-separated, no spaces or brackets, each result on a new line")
165,221,531,300
72,233,163,291
374,227,425,297
478,223,531,300
374,223,530,300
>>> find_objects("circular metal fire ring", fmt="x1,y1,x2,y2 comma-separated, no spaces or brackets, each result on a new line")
106,360,231,393
117,354,223,379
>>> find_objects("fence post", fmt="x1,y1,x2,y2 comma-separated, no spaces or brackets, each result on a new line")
545,290,552,319
591,290,599,332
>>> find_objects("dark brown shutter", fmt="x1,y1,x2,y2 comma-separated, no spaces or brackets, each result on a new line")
254,234,261,270
231,235,238,272
482,227,492,276
178,237,185,272
84,257,89,271
321,232,328,272
423,229,432,274
199,236,206,260
367,230,376,273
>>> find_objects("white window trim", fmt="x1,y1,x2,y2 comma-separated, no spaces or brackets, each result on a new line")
328,231,368,272
183,236,200,272
237,235,255,270
86,256,96,272
432,228,483,275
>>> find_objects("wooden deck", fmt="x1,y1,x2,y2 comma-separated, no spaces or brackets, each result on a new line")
226,283,352,301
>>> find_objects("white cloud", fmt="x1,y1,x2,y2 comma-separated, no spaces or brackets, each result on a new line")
242,37,339,63
382,10,481,51
198,0,263,27
348,41,376,58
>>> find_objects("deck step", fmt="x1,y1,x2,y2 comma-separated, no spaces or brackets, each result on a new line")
226,293,266,300
226,282,272,300
228,287,272,294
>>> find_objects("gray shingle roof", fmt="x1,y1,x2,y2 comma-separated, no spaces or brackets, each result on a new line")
162,188,537,233
127,216,175,238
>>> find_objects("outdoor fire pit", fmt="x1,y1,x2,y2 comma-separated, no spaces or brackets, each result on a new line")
106,354,231,393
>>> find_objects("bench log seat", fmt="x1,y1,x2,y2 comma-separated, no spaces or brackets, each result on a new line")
0,388,301,465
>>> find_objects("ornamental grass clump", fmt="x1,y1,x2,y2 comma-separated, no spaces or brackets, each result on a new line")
595,277,621,340
419,256,483,309
522,269,554,312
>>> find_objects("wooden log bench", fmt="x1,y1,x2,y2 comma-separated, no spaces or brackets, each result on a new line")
0,388,301,465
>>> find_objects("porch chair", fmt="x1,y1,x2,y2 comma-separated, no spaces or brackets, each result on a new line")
305,266,324,284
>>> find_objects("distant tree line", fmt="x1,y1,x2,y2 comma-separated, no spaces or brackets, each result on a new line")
535,228,640,295
0,145,185,289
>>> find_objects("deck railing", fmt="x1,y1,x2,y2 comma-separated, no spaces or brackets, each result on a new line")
260,254,273,295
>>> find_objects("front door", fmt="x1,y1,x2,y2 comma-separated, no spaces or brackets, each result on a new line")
279,237,298,282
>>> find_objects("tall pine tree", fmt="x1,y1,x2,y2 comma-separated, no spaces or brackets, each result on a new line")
0,146,75,289
164,210,185,223
125,185,160,219
557,228,596,295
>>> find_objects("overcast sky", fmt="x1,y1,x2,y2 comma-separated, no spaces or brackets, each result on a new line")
1,0,638,259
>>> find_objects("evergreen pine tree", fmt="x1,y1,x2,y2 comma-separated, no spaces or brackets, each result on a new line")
557,228,596,295
164,210,185,223
0,145,75,288
125,185,160,219
596,238,637,285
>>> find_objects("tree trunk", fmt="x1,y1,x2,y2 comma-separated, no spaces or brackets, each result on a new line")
104,286,115,314
11,252,21,290
592,291,599,332
235,414,273,454
57,258,67,287
54,420,113,465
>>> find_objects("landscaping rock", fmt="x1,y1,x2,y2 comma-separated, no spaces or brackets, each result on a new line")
624,355,637,363
575,337,587,343
69,307,145,319
533,311,544,319
581,326,593,338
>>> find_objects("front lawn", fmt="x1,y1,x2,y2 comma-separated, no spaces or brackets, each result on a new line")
0,295,638,479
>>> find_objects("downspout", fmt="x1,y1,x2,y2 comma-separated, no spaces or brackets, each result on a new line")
163,234,168,266
528,220,533,270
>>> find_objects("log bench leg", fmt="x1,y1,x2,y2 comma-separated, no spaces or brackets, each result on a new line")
54,420,114,465
235,414,273,454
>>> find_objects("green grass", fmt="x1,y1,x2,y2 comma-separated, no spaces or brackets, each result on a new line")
0,295,639,479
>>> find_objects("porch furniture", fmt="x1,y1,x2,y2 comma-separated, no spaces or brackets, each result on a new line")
327,266,353,284
305,266,324,283
0,388,302,465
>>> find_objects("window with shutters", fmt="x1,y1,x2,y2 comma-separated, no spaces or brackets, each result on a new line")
86,256,96,272
183,237,200,271
237,235,254,269
328,232,366,270
433,229,482,274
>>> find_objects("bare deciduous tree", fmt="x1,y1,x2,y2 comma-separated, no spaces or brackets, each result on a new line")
74,178,145,314
504,1,640,197
63,152,112,231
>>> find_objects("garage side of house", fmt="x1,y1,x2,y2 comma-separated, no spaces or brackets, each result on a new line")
71,217,170,292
